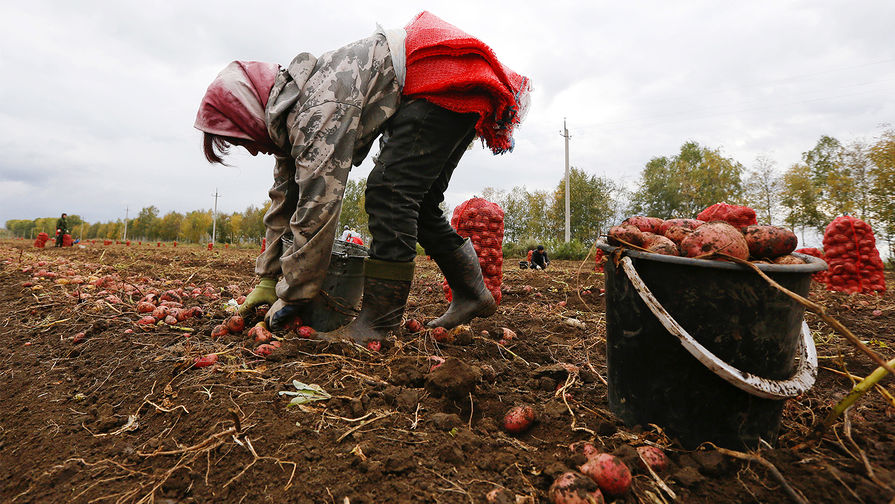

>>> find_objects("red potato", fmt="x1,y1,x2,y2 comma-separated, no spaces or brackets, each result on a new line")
503,405,536,434
743,225,798,258
366,340,382,352
160,290,182,303
253,344,276,357
501,327,517,341
549,472,605,504
163,315,178,325
248,325,272,344
72,332,86,344
297,326,316,339
431,326,453,343
579,453,632,497
193,353,218,368
680,221,749,260
622,216,665,234
405,319,423,333
607,224,645,247
135,301,155,313
569,441,600,461
137,316,157,325
151,306,170,319
637,446,669,473
211,324,229,338
225,315,245,333
642,233,680,256
658,218,704,236
663,225,696,245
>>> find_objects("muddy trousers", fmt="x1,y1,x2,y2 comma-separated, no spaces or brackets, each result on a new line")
365,99,478,263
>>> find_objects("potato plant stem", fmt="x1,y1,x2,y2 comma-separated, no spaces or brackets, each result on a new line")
821,357,895,430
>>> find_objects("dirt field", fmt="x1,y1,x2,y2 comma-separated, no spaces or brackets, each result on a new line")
1,239,893,503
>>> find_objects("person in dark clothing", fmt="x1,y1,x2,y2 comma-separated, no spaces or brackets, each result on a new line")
55,213,69,247
195,12,530,347
530,245,550,270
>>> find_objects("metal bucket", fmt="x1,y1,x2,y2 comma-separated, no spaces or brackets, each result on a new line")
597,242,826,449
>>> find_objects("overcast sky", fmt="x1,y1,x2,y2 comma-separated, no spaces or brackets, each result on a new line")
2,1,894,249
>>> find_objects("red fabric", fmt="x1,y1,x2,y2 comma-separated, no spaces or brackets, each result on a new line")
403,12,530,154
194,61,280,152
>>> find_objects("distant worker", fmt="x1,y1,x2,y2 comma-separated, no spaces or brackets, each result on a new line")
55,213,69,248
530,245,550,270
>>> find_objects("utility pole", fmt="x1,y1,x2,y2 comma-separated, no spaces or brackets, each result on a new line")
211,189,221,244
123,206,129,241
561,118,571,243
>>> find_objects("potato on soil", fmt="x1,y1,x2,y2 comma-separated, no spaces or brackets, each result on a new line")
405,318,423,333
137,316,156,325
248,325,272,344
225,315,245,333
622,216,664,234
503,404,536,434
607,224,645,247
743,225,798,258
680,221,749,260
637,446,669,473
579,453,632,497
569,441,600,460
549,471,605,504
193,353,218,368
211,324,229,338
135,301,155,313
642,233,680,256
297,326,316,339
253,344,276,357
431,326,453,343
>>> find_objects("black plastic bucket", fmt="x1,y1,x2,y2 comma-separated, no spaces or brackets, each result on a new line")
293,239,368,332
598,242,826,449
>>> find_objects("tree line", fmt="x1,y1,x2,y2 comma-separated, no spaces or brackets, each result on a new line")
5,128,894,259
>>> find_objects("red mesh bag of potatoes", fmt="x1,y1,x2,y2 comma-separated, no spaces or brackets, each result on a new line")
442,197,505,305
697,202,757,230
821,216,886,294
594,247,605,272
794,248,829,284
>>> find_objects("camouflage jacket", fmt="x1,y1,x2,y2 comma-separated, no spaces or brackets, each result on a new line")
56,217,68,234
260,33,401,301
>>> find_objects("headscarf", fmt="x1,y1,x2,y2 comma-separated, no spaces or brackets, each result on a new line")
194,60,281,152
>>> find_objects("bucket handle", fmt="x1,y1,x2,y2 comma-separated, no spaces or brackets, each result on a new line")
620,256,817,399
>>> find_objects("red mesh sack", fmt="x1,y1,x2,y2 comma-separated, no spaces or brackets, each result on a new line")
442,197,505,305
697,202,757,230
34,232,49,248
794,247,828,284
821,216,886,294
62,234,73,247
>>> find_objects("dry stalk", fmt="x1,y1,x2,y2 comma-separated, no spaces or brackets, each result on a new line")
706,444,809,504
843,408,891,490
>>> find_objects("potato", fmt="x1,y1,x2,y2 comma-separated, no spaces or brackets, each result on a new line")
248,325,272,344
642,233,680,256
135,301,155,313
431,327,453,343
658,218,704,235
579,453,632,497
151,305,169,320
137,316,156,325
607,224,645,247
622,216,664,233
773,254,805,265
211,324,229,338
549,471,605,504
503,404,536,434
225,315,245,333
697,202,757,230
297,326,316,339
743,225,798,258
569,441,600,461
366,340,382,352
193,353,218,368
636,446,669,473
680,221,749,260
253,344,276,357
405,319,423,333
